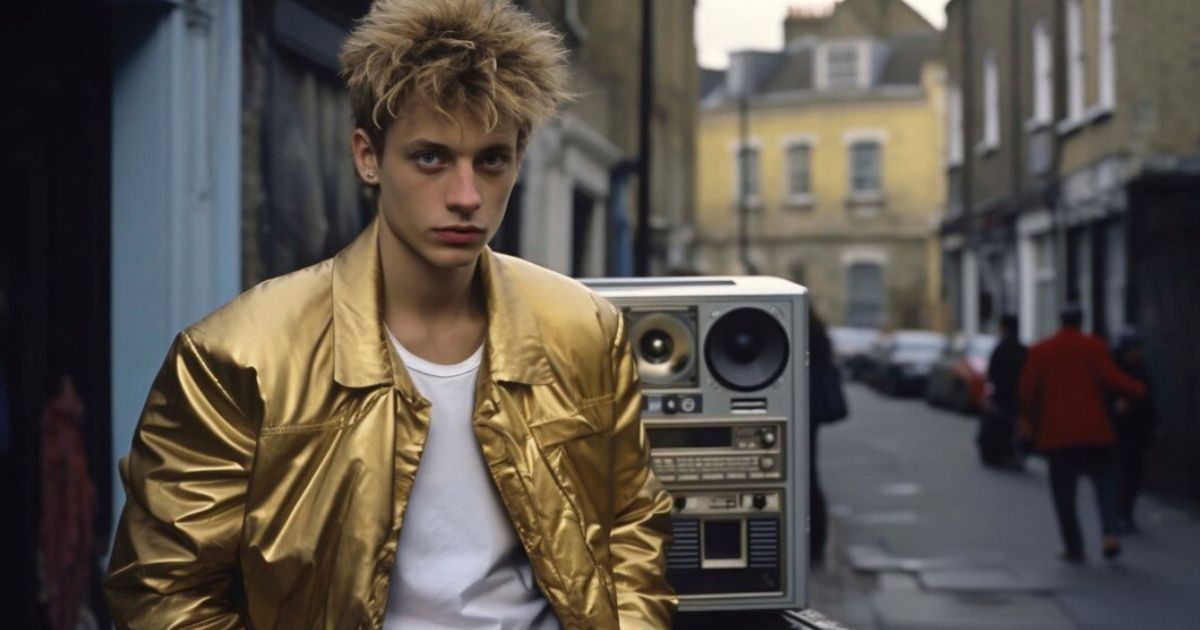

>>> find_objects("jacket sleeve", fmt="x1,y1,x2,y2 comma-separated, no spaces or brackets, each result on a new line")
1093,341,1147,398
606,306,677,628
105,331,257,629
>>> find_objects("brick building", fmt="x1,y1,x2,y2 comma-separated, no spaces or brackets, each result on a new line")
942,0,1200,502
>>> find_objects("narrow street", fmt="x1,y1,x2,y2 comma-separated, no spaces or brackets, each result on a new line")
809,384,1200,630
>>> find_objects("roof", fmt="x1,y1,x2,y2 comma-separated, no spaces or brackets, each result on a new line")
701,32,939,104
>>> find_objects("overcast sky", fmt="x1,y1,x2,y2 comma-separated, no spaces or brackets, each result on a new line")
695,0,950,69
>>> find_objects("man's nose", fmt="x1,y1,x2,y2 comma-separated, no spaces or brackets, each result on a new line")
446,162,482,214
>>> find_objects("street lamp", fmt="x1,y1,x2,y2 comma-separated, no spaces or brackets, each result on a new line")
733,56,759,275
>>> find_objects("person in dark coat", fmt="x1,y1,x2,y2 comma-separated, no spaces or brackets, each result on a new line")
807,306,847,564
982,314,1027,468
1019,305,1146,562
1110,327,1158,533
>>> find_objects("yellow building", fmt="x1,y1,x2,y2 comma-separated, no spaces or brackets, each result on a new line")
694,0,945,330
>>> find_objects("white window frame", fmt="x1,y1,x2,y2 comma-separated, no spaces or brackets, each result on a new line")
947,85,964,165
977,49,1000,154
842,129,886,205
1029,20,1053,129
1066,0,1085,123
1098,0,1116,110
781,135,816,207
728,138,764,209
817,41,870,90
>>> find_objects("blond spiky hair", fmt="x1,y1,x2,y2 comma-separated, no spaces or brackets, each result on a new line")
340,0,571,152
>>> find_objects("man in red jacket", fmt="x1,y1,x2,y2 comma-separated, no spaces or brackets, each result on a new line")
1019,305,1146,562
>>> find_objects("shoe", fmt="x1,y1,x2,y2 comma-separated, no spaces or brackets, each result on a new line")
1102,535,1122,560
1058,550,1085,564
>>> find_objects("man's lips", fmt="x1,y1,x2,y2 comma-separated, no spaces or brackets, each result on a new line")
432,226,486,245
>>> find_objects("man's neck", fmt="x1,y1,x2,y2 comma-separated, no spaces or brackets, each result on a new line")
378,225,487,363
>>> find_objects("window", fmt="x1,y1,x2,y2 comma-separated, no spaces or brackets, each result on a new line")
1098,0,1115,109
980,49,1000,150
1066,0,1085,121
825,43,861,89
850,141,881,194
786,143,811,198
1032,20,1053,125
947,86,963,165
845,262,885,328
735,145,761,205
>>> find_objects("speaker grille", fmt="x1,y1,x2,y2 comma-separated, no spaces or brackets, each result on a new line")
747,518,780,568
667,519,701,570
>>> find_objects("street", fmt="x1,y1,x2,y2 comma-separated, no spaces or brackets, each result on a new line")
808,384,1200,630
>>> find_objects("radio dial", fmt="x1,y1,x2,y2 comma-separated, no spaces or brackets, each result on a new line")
760,430,777,447
752,493,767,510
759,456,775,471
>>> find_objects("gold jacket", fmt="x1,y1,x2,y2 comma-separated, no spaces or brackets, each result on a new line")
106,219,676,629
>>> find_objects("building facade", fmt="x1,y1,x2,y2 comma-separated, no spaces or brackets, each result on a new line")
942,0,1200,501
694,0,946,331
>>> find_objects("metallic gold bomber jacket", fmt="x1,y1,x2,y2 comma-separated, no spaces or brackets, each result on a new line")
105,218,676,629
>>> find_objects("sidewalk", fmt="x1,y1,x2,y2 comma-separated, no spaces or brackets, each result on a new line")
807,384,1200,630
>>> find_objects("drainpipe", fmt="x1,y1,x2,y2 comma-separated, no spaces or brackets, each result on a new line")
634,0,653,276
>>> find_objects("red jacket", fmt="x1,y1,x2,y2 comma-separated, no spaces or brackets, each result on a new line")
1019,327,1146,452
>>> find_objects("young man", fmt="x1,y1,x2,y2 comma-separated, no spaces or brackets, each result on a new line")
104,1,675,628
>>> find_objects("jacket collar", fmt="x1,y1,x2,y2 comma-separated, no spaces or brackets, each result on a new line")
331,216,555,394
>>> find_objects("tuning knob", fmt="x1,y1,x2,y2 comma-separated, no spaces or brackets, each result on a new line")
759,456,775,471
673,495,687,512
752,493,767,510
760,429,777,447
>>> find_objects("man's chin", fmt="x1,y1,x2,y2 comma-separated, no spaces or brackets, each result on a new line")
425,246,484,270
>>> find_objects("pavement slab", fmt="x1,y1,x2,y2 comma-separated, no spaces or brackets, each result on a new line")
870,591,1076,630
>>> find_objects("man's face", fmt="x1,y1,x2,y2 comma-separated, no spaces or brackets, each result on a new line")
354,101,521,271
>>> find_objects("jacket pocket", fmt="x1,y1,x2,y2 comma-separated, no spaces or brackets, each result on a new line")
528,412,605,448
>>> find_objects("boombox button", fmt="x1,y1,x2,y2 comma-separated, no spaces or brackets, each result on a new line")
662,397,679,414
680,397,697,413
726,472,747,480
749,472,766,479
701,473,725,481
658,474,677,482
678,474,700,482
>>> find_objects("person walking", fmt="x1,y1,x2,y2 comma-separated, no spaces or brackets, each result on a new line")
1110,327,1158,533
807,306,848,565
1019,305,1146,562
981,314,1027,469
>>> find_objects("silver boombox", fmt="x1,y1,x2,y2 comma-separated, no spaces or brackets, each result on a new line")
584,277,808,612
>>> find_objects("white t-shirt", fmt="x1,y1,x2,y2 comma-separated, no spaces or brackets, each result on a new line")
384,332,559,630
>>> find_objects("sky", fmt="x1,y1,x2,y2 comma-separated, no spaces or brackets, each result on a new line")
695,0,950,69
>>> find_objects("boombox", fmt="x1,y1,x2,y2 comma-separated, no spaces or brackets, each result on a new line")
583,276,808,612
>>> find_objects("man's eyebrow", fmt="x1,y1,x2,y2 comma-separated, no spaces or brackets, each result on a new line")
401,138,516,155
402,138,452,153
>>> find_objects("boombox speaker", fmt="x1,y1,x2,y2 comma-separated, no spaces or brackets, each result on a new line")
583,276,809,612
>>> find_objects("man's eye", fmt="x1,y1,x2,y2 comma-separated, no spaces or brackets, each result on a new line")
415,151,443,167
480,153,508,169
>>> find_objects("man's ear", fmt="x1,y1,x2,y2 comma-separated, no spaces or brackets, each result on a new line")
352,128,380,185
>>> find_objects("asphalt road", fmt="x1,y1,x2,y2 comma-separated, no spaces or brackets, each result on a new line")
808,383,1200,629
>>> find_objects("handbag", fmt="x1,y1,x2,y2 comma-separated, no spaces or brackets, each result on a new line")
811,361,849,425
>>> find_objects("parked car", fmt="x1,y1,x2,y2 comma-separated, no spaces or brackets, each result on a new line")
925,334,998,413
829,326,880,380
861,330,947,396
